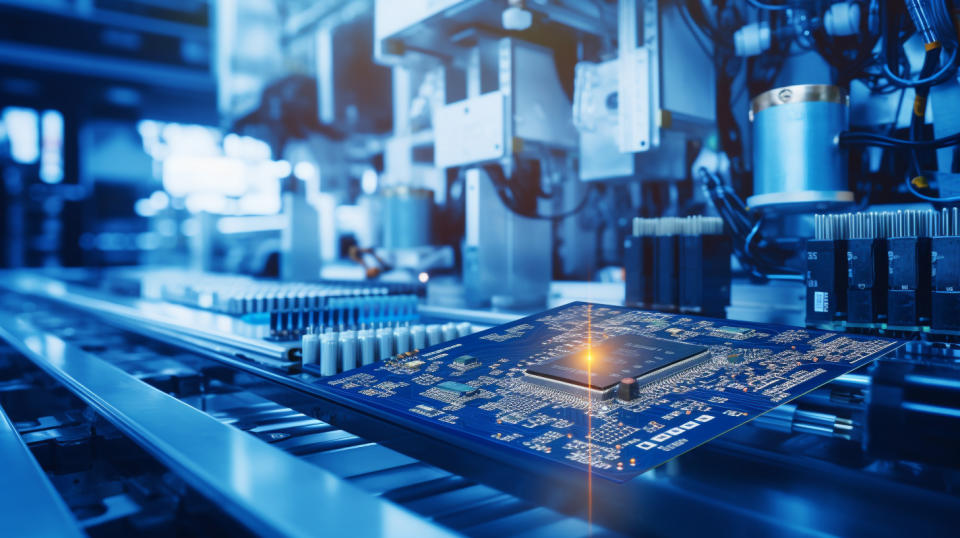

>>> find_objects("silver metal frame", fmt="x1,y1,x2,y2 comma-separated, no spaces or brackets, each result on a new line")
0,402,83,537
0,311,454,538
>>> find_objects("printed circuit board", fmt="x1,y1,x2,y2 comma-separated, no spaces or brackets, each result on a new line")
320,303,901,481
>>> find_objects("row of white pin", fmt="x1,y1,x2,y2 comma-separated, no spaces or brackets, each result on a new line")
301,321,473,376
813,209,956,240
631,215,724,237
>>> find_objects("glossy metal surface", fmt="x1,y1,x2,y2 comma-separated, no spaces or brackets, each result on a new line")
1,272,294,365
748,84,851,209
0,312,453,538
0,403,83,538
749,83,847,116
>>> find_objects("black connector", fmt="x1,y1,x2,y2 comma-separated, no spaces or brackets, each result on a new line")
679,234,732,317
806,238,848,325
624,235,653,307
887,237,932,327
847,238,887,324
653,235,678,311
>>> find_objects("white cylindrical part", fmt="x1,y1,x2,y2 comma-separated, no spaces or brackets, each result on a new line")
377,326,393,361
824,2,860,36
394,325,411,354
426,324,442,346
733,21,771,57
320,331,339,376
456,322,472,338
411,324,426,350
441,322,458,342
340,330,358,371
359,329,376,366
301,332,319,365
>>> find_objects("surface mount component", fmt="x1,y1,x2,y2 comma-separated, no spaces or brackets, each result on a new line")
320,303,901,482
524,334,708,399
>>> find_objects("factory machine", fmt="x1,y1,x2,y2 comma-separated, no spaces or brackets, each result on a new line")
2,0,960,536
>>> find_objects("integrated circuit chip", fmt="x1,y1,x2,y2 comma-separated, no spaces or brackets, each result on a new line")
436,381,478,396
524,334,708,398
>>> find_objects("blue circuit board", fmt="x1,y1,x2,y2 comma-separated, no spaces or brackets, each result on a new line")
319,303,902,482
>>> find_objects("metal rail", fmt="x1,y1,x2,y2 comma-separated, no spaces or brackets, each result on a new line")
0,312,454,538
0,402,83,538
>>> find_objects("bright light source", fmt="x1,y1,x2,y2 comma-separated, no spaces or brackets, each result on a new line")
3,107,39,164
294,161,318,181
185,193,228,214
361,168,378,195
272,160,291,179
148,190,169,211
134,198,157,217
418,272,429,283
39,110,63,184
162,156,246,197
138,119,284,216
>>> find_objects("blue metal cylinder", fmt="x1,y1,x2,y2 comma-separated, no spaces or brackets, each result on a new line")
748,84,852,208
381,186,433,249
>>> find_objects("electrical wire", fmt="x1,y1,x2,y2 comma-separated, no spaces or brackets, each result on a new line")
904,177,960,202
744,218,799,275
480,164,594,221
697,168,801,278
880,0,960,88
882,46,959,87
745,0,791,11
839,131,960,149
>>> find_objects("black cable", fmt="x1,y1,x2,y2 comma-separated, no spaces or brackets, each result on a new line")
698,168,801,277
480,164,594,221
839,131,960,149
880,0,959,88
746,0,791,11
678,2,714,57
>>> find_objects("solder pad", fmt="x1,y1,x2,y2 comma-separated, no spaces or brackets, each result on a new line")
319,303,902,482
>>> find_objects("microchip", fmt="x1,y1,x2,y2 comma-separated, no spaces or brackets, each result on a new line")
524,334,709,398
452,355,479,368
411,404,443,417
714,326,755,337
436,381,478,396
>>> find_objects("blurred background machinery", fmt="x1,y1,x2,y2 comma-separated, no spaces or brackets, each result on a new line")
0,0,959,536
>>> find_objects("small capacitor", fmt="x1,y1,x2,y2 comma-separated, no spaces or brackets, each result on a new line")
394,325,411,354
340,329,358,371
456,322,472,338
359,327,376,366
442,322,458,342
320,330,339,376
411,324,426,350
617,377,639,401
377,326,393,361
301,329,319,365
426,324,442,346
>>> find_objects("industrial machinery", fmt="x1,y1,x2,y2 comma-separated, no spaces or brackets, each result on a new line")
1,0,960,536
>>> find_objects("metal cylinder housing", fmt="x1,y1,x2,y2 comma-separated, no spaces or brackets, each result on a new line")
381,186,434,249
748,84,853,209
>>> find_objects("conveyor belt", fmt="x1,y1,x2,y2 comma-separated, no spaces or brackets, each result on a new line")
4,270,958,537
0,311,454,538
0,400,83,538
0,288,609,537
208,399,601,537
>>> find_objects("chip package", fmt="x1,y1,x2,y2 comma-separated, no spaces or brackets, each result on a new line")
319,303,901,482
524,334,709,398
